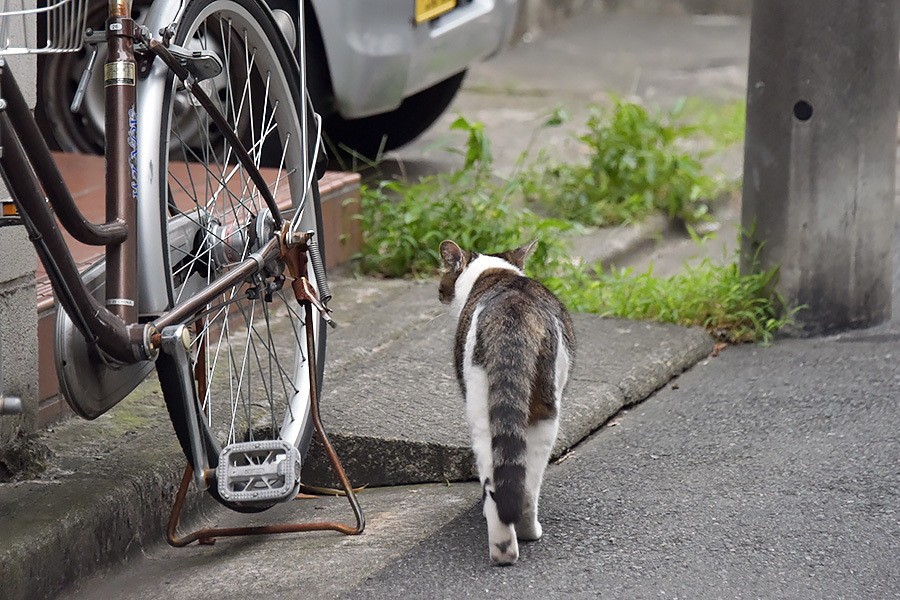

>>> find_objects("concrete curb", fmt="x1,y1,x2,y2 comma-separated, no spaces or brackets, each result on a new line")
570,215,672,268
513,0,750,46
302,309,713,488
0,380,186,600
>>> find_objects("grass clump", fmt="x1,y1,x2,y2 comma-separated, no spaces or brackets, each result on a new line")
543,248,790,344
678,97,746,150
356,116,575,278
522,97,729,227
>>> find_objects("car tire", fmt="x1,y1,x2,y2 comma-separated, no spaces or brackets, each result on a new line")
34,0,299,155
323,70,466,160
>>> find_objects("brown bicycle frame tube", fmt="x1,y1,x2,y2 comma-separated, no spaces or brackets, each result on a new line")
0,68,127,246
0,112,141,364
104,8,138,324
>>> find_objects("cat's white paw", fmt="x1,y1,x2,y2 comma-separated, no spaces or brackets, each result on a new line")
489,536,519,565
517,519,542,542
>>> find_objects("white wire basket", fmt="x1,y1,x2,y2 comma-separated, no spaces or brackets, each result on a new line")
0,0,89,55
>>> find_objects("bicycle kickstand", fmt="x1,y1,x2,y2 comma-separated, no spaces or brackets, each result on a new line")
166,228,364,547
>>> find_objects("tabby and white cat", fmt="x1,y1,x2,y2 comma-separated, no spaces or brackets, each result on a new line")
439,239,575,565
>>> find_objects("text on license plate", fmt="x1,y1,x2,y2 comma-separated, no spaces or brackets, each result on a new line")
415,0,456,23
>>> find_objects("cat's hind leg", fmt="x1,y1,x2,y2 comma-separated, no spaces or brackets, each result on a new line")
519,328,569,541
466,363,519,565
517,417,558,541
482,479,519,565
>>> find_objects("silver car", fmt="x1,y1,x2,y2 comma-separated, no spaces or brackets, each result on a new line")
36,0,519,157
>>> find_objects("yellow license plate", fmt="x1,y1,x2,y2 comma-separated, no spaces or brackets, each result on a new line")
415,0,456,23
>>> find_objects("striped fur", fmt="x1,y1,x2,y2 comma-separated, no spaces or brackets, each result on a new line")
439,239,575,565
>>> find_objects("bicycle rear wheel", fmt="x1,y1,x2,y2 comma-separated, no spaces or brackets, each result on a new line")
153,0,325,510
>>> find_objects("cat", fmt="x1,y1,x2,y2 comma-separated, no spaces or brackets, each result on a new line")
439,239,575,565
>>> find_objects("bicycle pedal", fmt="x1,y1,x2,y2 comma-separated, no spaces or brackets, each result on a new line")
216,440,302,505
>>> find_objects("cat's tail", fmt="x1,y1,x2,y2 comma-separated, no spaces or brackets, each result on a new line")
485,321,538,526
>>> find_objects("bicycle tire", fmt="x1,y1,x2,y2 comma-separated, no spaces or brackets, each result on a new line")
152,0,325,511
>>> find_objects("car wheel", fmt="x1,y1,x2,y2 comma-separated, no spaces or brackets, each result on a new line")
323,70,466,160
35,0,298,155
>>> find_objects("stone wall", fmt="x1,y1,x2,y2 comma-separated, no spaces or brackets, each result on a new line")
0,52,38,452
513,0,750,43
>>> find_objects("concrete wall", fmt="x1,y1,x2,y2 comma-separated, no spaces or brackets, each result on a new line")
604,0,750,16
1,52,38,449
513,0,750,43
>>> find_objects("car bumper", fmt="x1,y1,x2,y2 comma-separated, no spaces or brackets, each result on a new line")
312,0,519,119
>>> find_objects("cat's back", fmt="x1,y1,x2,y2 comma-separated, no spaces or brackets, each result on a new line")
470,268,566,315
459,268,575,352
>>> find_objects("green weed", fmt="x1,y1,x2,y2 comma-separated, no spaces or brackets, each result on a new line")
353,102,789,343
542,249,792,345
522,97,730,226
355,116,576,278
677,97,747,150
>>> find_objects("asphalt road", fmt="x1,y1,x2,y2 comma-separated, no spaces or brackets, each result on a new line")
346,332,900,599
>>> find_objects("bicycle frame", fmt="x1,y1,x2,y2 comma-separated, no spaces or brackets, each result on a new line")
0,0,366,538
0,0,305,414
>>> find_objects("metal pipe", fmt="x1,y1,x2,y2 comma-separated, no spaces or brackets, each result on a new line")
0,396,22,415
109,0,132,18
0,336,22,416
104,13,138,324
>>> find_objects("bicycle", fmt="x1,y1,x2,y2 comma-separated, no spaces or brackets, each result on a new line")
0,0,363,542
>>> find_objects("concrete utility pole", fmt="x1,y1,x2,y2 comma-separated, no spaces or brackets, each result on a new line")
741,1,900,335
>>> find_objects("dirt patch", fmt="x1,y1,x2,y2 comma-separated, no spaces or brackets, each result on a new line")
0,428,51,481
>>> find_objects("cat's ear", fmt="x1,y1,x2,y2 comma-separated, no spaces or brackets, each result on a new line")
440,240,467,272
506,239,538,269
